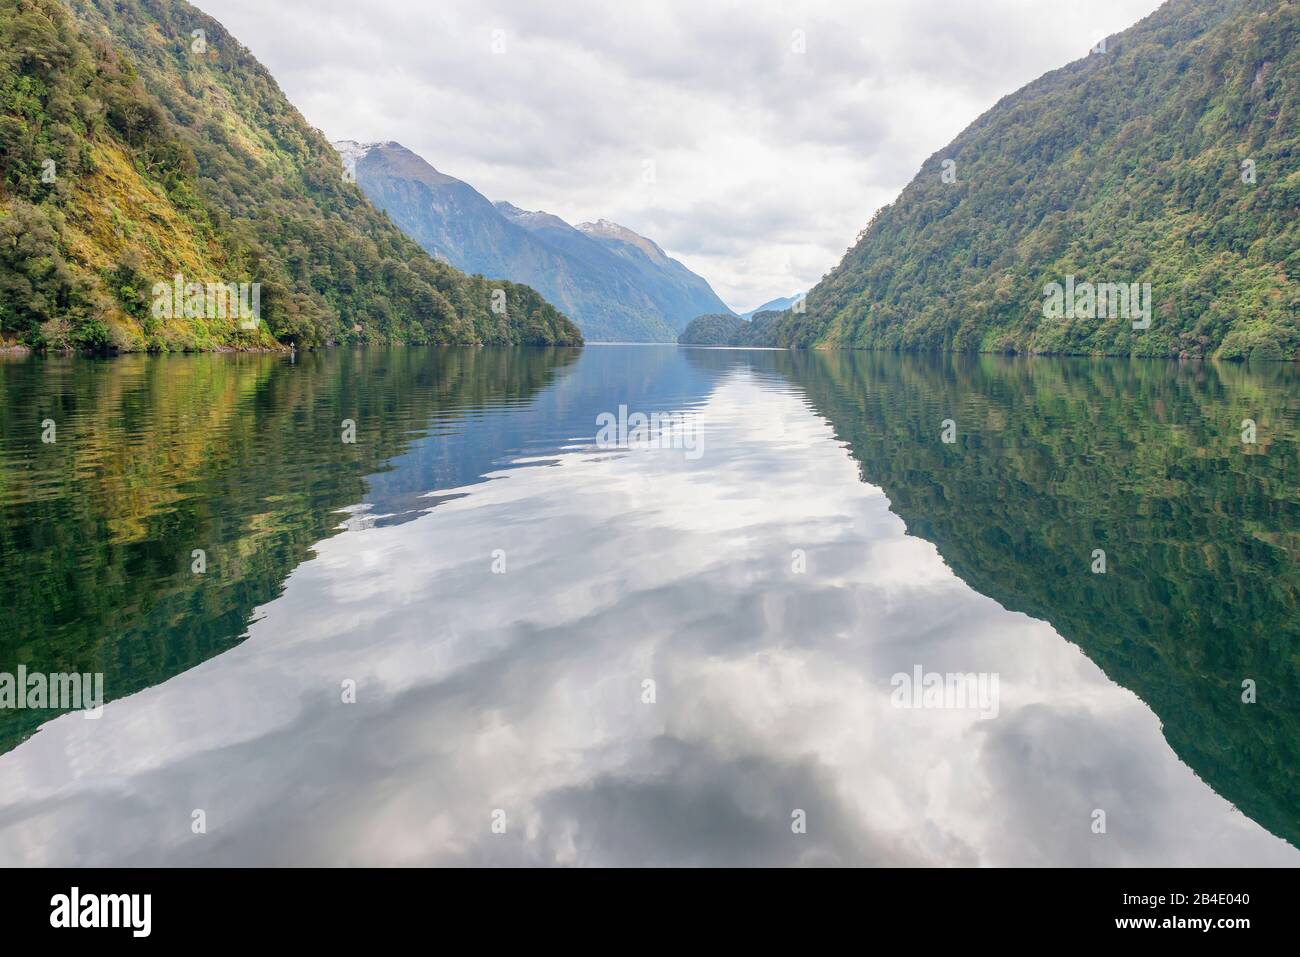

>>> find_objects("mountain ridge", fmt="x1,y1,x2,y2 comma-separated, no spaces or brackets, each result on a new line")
741,294,803,320
337,139,732,341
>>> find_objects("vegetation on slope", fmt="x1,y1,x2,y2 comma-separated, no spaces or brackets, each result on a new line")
678,309,782,345
678,313,747,345
769,0,1299,360
0,0,581,350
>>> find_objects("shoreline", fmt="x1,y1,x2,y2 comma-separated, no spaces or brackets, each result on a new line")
6,338,1297,365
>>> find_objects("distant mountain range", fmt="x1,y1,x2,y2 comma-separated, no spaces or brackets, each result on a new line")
336,141,732,341
741,294,802,320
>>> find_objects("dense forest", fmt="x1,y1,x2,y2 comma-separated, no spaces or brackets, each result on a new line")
678,310,782,346
677,313,749,345
0,0,582,351
737,0,1300,360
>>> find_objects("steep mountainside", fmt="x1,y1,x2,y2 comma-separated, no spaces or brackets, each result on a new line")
0,0,580,350
335,141,551,286
340,140,731,341
572,218,732,330
767,0,1298,360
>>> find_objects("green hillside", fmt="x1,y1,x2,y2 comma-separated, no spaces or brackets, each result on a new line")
678,309,782,345
765,0,1299,360
678,313,747,345
0,0,582,351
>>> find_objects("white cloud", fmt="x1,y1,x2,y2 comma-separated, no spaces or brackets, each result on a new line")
198,0,1163,311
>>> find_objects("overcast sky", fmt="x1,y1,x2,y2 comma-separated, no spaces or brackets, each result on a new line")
200,0,1163,312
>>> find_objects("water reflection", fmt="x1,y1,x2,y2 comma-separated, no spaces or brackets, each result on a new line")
768,350,1300,851
0,347,581,752
0,346,1294,865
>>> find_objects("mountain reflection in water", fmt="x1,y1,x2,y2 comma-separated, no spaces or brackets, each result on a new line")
0,345,1294,865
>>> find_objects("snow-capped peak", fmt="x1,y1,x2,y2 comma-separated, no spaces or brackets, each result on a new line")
332,140,384,167
495,202,572,232
576,219,667,262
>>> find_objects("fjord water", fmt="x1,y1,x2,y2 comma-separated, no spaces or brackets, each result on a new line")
0,346,1296,866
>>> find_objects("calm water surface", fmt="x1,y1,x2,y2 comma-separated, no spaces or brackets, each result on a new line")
0,345,1296,865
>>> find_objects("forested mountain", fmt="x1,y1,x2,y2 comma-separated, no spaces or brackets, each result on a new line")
0,0,581,351
678,308,783,346
760,0,1299,359
338,140,731,341
678,313,747,345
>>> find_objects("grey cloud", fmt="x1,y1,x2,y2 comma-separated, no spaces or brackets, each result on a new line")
198,0,1162,308
525,735,923,867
